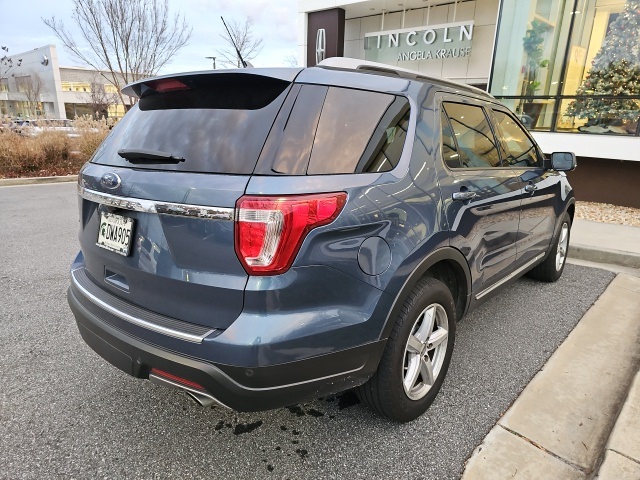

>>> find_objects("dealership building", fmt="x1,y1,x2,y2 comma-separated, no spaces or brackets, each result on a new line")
298,0,640,207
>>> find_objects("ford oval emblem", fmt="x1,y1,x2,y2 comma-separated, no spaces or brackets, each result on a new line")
101,172,121,190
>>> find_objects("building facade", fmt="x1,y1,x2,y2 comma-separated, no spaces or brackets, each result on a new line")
299,0,640,207
0,45,128,120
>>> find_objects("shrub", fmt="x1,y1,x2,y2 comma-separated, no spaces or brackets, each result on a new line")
0,115,117,178
74,115,112,159
0,130,82,178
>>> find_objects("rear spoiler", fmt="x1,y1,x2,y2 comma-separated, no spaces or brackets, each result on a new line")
122,68,303,99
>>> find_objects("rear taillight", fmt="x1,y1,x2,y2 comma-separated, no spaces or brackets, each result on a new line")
235,192,347,275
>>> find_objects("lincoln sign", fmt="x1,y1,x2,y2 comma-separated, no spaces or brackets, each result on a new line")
365,21,474,64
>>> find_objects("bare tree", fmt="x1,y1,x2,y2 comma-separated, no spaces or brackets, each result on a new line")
217,17,263,68
284,53,299,67
0,46,22,79
15,74,46,117
43,0,192,109
85,78,118,119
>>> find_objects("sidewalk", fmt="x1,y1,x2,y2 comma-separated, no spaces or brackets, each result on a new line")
463,216,640,480
570,219,640,270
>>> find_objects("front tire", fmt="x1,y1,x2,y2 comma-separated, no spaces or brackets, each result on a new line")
527,212,571,282
357,277,456,422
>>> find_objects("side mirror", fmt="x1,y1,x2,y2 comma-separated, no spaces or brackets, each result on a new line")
550,152,576,171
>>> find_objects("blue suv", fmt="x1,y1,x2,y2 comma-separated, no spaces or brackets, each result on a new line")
67,58,576,422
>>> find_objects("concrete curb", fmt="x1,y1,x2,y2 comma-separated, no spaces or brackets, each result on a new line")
569,244,640,270
595,368,640,479
462,273,640,480
0,175,78,187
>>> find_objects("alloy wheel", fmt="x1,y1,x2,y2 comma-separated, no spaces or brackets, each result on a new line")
402,303,449,401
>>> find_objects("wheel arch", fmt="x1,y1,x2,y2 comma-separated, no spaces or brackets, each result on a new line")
379,247,471,340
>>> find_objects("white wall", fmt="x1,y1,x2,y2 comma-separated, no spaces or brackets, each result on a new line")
532,132,640,162
1,45,65,118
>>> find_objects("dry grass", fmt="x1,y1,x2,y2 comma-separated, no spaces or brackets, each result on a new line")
0,116,112,178
74,115,113,159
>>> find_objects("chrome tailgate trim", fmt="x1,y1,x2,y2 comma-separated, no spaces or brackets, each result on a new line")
78,185,234,221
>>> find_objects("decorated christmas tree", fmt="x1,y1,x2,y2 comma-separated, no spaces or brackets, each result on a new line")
566,0,640,131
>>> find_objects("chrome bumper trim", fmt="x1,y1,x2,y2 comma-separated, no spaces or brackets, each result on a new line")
78,185,234,221
475,253,545,300
71,269,216,343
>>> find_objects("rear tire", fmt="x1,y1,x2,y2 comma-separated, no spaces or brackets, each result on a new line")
357,277,456,422
527,212,571,282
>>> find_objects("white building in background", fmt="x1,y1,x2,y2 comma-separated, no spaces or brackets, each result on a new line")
0,45,128,120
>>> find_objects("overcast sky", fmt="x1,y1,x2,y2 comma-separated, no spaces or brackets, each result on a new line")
0,0,300,73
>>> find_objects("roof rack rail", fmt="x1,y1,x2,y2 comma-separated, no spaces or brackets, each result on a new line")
317,57,493,98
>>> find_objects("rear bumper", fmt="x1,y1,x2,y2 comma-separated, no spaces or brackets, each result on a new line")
67,285,385,411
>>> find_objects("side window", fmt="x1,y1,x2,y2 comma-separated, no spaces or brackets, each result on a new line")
256,85,410,175
442,102,502,168
357,98,410,173
269,85,328,175
492,110,540,167
308,88,395,174
440,111,461,168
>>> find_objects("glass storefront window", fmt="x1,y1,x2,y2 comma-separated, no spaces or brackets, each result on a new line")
561,0,640,134
491,0,640,136
491,0,571,98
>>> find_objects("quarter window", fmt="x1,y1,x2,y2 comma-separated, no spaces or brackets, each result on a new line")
442,102,502,168
257,86,410,175
308,88,397,174
492,110,540,167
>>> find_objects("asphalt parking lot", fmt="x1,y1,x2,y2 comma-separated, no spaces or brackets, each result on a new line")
0,183,615,479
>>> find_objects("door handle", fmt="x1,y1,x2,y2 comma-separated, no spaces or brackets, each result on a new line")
452,191,478,201
524,183,537,193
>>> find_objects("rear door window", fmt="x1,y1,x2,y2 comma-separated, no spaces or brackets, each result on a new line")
256,86,410,175
442,102,502,168
441,111,462,168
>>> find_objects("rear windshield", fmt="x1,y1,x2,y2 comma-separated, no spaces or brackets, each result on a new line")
91,74,291,174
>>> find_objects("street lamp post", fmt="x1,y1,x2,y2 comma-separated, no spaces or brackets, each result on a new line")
205,56,217,69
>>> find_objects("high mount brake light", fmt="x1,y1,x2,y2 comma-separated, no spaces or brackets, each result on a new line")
145,78,190,93
235,192,347,276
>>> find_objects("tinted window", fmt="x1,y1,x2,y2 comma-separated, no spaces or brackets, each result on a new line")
357,98,410,173
256,86,409,175
442,102,501,168
91,74,291,174
308,88,395,174
440,111,461,168
268,85,328,175
492,110,540,167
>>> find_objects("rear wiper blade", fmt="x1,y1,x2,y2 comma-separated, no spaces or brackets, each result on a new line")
117,149,185,164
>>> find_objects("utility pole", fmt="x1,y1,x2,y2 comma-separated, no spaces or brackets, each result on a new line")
205,56,217,69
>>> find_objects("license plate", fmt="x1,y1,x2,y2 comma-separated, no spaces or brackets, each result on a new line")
97,212,134,256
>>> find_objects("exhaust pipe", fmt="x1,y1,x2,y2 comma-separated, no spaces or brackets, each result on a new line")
185,390,216,407
149,372,229,409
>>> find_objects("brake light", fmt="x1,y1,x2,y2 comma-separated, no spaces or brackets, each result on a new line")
145,78,190,93
235,192,347,275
